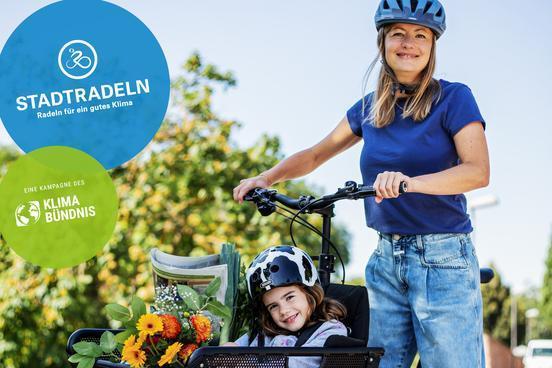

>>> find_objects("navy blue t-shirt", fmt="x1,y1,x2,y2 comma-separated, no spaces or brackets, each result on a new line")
346,79,485,235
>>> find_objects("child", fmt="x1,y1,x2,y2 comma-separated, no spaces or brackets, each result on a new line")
225,245,348,368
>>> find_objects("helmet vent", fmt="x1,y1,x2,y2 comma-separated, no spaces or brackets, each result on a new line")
411,0,419,11
383,0,390,10
397,0,404,11
423,1,433,14
435,7,443,17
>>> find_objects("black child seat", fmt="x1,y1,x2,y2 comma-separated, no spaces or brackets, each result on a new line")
186,283,384,368
66,283,384,368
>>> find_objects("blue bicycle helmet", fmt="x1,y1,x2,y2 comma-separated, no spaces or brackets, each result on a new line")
375,0,446,39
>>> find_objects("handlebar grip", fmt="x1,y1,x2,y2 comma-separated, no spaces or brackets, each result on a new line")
359,181,407,196
273,193,303,210
480,268,494,284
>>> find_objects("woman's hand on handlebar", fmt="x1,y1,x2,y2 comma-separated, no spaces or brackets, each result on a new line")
373,171,412,203
233,174,271,204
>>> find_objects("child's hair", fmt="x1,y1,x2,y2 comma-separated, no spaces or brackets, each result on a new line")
259,283,347,337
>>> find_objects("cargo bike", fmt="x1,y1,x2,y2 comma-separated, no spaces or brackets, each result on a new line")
67,181,493,367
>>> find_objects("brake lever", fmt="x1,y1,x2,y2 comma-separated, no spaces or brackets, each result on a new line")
336,180,358,194
244,188,277,216
243,188,272,201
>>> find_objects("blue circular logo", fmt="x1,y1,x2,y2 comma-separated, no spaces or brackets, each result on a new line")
0,1,170,169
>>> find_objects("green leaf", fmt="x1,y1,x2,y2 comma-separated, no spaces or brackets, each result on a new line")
77,356,95,368
99,331,117,353
72,341,103,357
105,303,132,322
131,296,147,321
205,300,232,319
204,277,221,297
177,285,201,310
124,318,137,329
68,354,87,363
114,329,134,344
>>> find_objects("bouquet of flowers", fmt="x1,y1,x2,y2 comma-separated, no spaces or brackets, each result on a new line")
68,277,231,368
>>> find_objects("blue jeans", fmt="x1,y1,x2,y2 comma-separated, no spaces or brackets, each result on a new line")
365,233,485,368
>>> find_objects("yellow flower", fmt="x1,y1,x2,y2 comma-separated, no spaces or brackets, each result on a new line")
121,344,146,368
158,342,183,367
136,313,163,336
136,332,147,346
123,334,137,350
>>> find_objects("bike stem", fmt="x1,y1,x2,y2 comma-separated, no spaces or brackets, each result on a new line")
312,204,336,288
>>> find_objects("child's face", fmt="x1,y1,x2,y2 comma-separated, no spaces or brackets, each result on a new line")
262,285,311,333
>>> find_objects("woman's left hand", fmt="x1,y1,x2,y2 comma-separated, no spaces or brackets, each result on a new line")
373,171,411,204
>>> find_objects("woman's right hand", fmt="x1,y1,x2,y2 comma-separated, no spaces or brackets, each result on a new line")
233,174,271,204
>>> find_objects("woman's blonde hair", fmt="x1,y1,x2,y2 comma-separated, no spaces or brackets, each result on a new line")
362,25,441,128
259,283,347,337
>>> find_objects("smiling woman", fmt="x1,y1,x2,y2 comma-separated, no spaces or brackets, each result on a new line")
233,0,490,367
386,24,433,79
365,21,440,128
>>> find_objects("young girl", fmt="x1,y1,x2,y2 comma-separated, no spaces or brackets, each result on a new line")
225,245,348,367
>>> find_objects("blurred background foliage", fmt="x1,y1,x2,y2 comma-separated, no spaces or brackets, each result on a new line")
0,53,351,367
538,237,552,338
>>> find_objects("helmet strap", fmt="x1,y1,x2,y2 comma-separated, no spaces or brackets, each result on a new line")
393,82,418,96
381,58,419,96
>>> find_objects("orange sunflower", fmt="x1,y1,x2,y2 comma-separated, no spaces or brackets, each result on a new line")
158,342,183,367
190,314,211,343
160,314,181,339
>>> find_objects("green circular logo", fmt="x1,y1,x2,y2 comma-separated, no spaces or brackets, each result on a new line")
0,146,118,268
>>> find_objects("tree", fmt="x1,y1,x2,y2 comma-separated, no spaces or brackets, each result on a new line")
481,263,533,346
517,288,539,343
0,53,352,367
538,234,552,338
482,263,512,345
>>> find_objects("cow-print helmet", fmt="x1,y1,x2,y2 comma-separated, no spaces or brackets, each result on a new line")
246,245,319,301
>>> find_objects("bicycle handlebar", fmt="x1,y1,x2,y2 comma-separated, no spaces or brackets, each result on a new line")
243,180,494,286
244,180,408,215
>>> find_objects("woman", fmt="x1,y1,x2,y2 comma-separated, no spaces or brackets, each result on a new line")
233,0,489,367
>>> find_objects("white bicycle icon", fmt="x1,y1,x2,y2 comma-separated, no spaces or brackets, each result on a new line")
58,39,98,80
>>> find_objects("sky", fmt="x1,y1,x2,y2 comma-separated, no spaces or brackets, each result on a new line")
1,0,551,293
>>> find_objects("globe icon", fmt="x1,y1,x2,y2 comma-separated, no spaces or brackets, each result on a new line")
15,201,41,227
